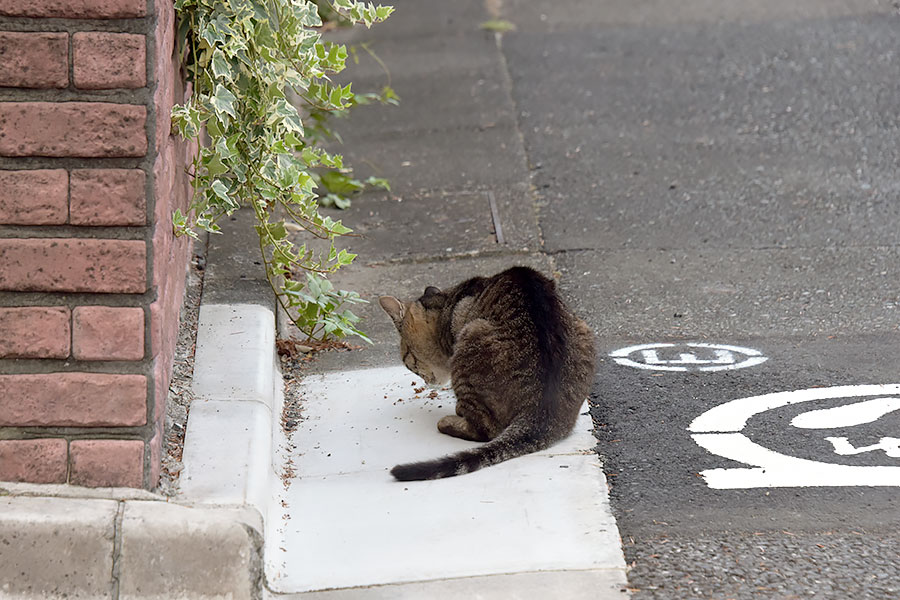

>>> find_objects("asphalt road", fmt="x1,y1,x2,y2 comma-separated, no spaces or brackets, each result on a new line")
499,0,900,597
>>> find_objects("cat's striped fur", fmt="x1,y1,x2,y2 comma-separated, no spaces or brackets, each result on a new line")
379,266,596,481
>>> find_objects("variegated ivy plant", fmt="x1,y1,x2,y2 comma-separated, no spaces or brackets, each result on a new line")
172,0,394,343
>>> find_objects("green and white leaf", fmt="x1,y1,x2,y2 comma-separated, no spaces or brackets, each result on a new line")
172,0,393,343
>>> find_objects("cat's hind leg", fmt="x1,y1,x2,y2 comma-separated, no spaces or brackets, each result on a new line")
446,318,511,442
437,415,491,442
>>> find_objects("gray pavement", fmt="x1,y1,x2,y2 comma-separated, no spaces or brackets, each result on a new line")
301,0,900,598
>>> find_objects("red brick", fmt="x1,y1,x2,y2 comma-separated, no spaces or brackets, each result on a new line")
0,170,68,225
74,32,146,90
150,142,192,356
73,306,144,361
151,144,176,289
0,238,146,293
152,354,169,423
0,32,68,89
0,102,147,158
0,373,147,427
0,439,68,484
0,0,145,18
149,283,184,361
70,439,143,488
0,307,70,359
152,0,177,151
70,169,146,226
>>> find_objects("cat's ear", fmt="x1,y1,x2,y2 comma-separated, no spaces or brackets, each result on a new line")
420,286,446,310
379,296,405,328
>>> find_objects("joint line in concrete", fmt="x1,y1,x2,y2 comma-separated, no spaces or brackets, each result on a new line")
111,500,126,600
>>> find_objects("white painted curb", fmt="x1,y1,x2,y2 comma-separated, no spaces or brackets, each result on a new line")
192,303,277,406
180,303,283,534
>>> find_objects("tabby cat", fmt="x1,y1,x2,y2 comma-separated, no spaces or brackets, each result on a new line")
379,266,596,481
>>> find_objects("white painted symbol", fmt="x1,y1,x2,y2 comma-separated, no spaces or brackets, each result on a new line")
825,437,900,458
689,384,900,488
791,397,900,429
610,343,767,372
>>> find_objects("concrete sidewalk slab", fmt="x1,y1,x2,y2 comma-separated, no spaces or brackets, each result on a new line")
269,570,628,600
265,366,627,595
332,190,502,263
201,211,275,307
0,493,264,600
119,501,262,600
335,126,530,196
0,496,117,599
328,0,486,41
168,0,634,596
334,33,517,137
283,367,595,476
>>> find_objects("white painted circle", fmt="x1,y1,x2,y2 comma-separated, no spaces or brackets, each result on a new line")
609,342,767,372
689,384,900,489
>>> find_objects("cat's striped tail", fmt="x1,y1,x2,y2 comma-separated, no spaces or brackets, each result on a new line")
390,417,554,481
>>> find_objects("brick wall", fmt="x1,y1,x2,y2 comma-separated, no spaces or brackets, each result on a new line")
0,0,194,488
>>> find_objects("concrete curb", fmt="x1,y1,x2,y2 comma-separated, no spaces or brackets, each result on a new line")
177,210,281,519
180,302,279,516
0,490,263,600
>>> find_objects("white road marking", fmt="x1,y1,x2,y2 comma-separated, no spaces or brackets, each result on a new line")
791,396,900,429
610,342,766,372
689,384,900,489
826,437,900,458
688,384,900,433
692,432,900,488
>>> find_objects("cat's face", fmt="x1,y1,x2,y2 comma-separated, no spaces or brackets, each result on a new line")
379,292,451,386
